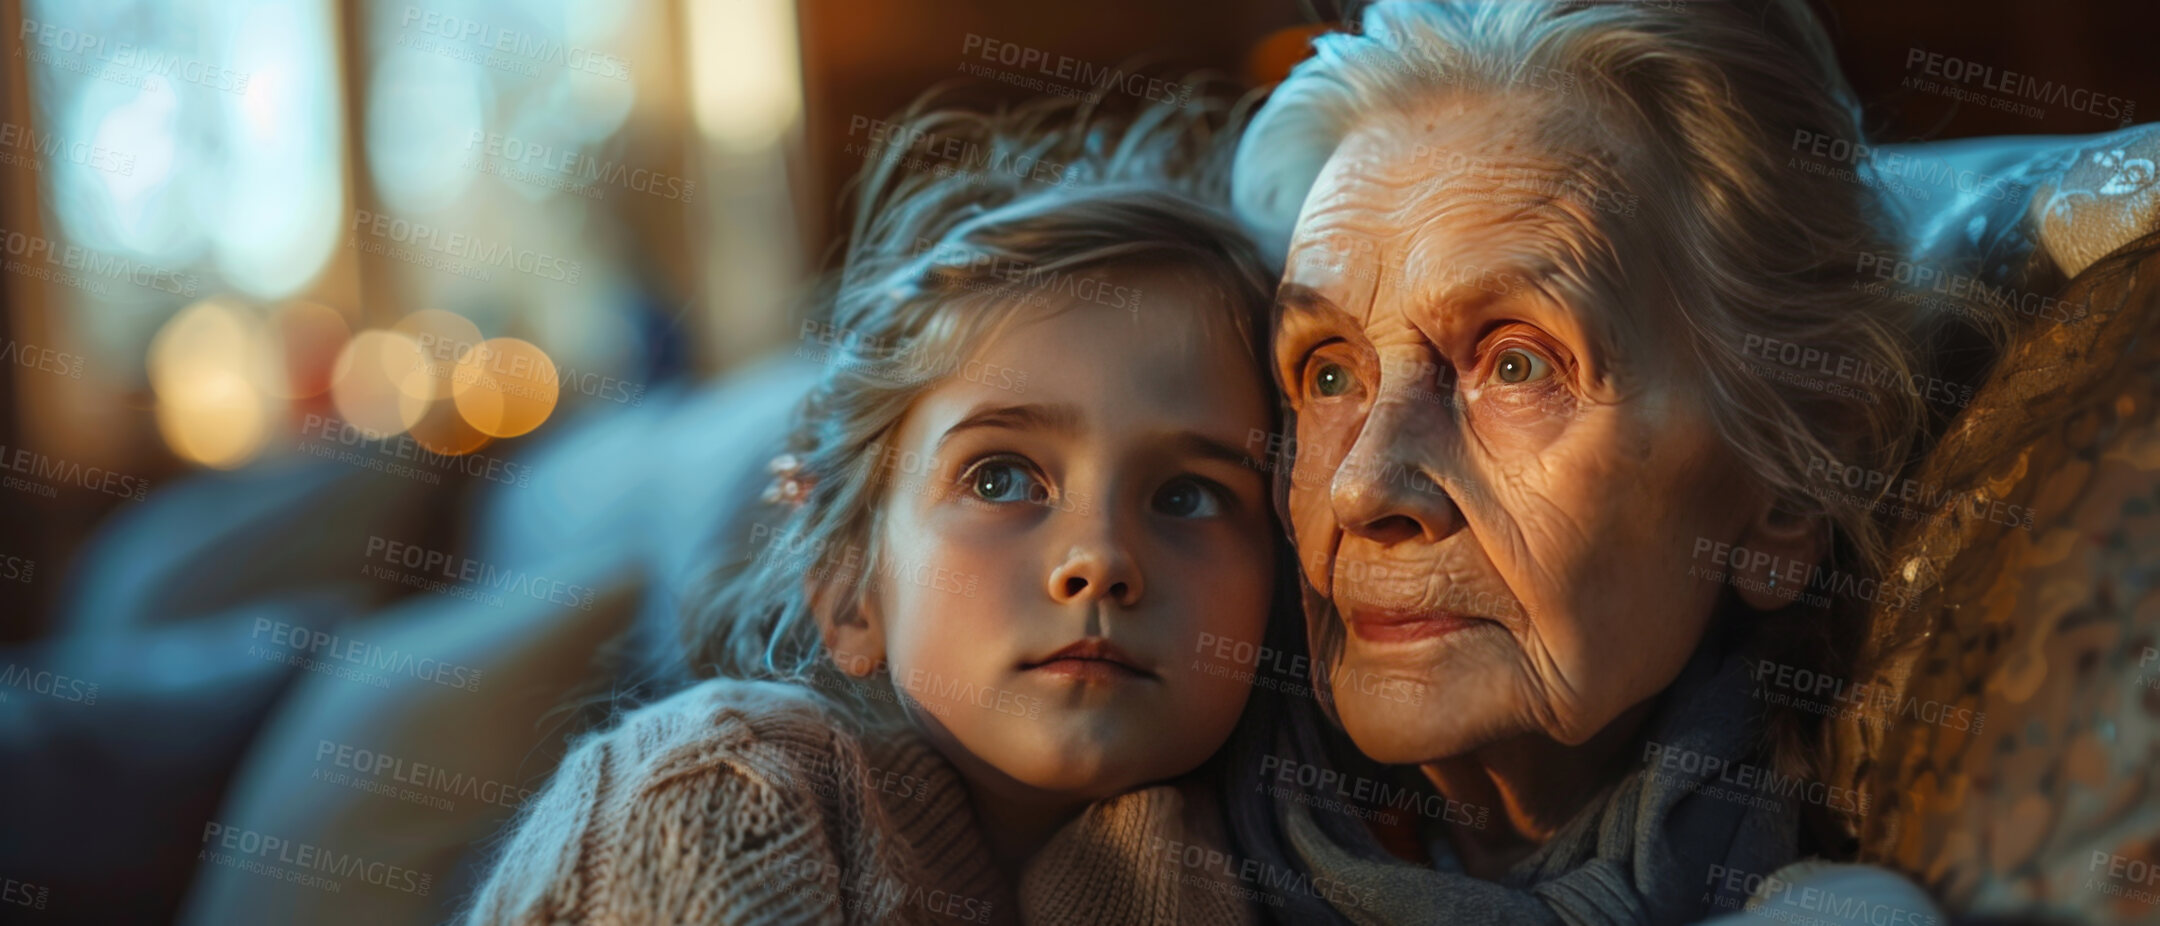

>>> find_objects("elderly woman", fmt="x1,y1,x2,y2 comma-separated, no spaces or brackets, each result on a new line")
1223,1,2008,923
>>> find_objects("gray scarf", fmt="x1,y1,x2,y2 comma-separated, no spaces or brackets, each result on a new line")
1282,637,1801,925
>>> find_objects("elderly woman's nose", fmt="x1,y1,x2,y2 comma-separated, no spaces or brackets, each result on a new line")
1329,398,1463,546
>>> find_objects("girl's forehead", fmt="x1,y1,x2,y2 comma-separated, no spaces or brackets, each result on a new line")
905,292,1269,440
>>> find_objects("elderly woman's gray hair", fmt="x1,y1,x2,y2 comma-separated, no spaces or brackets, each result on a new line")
1235,0,2009,585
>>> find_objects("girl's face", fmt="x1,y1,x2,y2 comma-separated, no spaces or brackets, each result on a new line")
833,265,1276,808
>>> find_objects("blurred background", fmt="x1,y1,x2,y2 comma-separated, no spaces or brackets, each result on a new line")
0,0,2152,922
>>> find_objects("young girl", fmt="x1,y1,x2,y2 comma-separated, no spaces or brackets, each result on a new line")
463,92,1297,925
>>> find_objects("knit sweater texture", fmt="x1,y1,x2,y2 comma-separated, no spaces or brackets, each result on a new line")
461,677,1257,925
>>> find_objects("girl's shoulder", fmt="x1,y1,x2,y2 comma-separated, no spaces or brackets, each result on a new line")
590,677,857,786
463,678,894,925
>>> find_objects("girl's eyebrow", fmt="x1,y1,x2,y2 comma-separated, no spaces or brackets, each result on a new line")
934,401,1084,453
1159,431,1256,470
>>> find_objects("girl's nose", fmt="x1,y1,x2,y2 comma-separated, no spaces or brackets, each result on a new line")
1046,544,1144,608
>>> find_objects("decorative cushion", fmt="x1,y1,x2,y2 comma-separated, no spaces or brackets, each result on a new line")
1834,198,2160,925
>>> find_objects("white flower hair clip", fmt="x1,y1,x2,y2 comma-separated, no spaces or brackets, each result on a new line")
761,452,813,508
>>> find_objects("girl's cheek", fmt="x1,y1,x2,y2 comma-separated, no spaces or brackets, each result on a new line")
1181,539,1274,645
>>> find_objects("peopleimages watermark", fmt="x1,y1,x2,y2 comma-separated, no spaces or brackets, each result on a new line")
298,414,534,489
362,536,598,612
0,335,85,380
747,521,982,601
348,209,583,285
198,822,432,896
463,131,693,203
0,662,97,705
794,320,1030,395
2087,850,2160,906
810,654,1045,723
1328,557,1532,628
1854,251,2088,326
761,734,936,805
1749,658,1985,734
1904,47,2135,125
1788,128,2037,207
1256,754,1487,830
1735,333,1973,410
1150,836,1367,911
1689,537,1914,613
912,238,1144,315
1805,455,2034,533
0,555,31,586
0,877,48,911
0,443,150,502
0,120,135,176
313,739,536,813
1190,631,1427,707
957,34,1193,108
18,19,251,94
1703,863,1939,924
403,331,646,408
2138,647,2160,692
846,115,1077,189
396,6,629,81
0,227,199,296
248,618,484,692
1641,740,1870,817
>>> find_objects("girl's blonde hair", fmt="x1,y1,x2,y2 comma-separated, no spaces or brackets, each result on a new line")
684,89,1280,724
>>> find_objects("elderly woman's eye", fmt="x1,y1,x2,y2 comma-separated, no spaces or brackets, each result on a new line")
1309,360,1355,398
1492,347,1553,385
960,456,1046,505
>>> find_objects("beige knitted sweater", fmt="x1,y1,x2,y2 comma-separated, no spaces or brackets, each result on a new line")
461,678,1258,925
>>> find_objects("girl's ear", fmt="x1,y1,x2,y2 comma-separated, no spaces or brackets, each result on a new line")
1730,496,1828,612
811,574,886,677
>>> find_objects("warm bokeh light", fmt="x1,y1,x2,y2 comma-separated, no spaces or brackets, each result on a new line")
154,373,271,470
147,298,279,469
688,0,803,151
330,329,431,439
452,337,559,438
388,308,484,401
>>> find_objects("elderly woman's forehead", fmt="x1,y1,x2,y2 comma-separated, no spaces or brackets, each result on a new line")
1338,100,1603,176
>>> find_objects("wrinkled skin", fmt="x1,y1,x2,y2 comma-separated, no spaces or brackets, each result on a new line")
1273,98,1819,857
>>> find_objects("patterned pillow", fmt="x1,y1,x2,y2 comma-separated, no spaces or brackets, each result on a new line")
1831,125,2160,923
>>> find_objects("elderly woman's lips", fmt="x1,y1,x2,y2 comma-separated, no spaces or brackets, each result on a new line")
1345,607,1490,643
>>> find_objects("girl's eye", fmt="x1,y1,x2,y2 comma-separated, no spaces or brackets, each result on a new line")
1491,347,1553,385
1154,478,1226,519
962,457,1044,505
1308,359,1354,398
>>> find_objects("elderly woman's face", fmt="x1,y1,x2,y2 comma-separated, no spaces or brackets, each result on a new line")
1275,103,1771,764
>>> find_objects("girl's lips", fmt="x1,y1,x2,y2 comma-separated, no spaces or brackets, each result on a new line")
1345,607,1491,643
1021,637,1158,681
